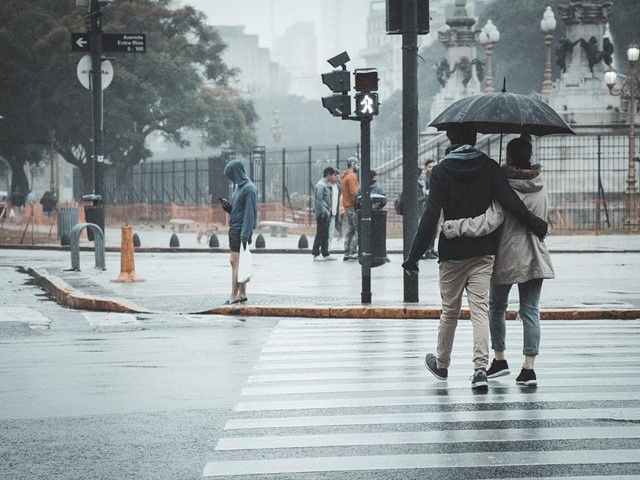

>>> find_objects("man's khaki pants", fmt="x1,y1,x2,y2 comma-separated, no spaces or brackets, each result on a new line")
436,255,495,371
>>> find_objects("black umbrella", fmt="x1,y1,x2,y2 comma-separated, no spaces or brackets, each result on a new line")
429,84,575,162
429,88,575,137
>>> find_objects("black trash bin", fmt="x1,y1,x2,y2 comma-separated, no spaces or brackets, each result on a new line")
82,194,104,241
357,194,388,268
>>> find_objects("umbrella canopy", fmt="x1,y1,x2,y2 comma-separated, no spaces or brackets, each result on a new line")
429,90,575,137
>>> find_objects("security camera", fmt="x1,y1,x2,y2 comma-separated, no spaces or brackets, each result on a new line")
327,51,350,69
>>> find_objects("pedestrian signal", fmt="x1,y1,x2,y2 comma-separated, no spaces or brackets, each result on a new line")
355,93,379,117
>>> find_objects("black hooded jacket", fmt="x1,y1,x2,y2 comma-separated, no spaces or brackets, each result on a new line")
404,144,548,267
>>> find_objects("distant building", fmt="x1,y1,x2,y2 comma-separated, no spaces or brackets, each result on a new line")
215,25,289,96
273,22,322,99
320,0,370,70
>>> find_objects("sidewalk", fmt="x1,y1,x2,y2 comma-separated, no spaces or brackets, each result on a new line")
8,228,640,320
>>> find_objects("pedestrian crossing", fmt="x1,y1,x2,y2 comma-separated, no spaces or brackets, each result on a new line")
203,319,640,479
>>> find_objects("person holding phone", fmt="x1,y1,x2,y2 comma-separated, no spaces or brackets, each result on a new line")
220,159,258,305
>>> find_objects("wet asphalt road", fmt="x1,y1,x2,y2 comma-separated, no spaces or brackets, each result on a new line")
1,263,640,479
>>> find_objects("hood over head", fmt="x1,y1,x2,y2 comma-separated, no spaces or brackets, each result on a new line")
224,159,249,185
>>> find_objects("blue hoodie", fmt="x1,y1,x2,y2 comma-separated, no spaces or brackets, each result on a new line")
223,159,258,241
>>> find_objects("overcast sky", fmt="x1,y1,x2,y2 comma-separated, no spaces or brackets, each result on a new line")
179,0,324,50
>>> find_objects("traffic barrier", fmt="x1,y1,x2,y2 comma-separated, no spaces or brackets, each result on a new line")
255,233,265,249
298,234,309,249
132,232,141,247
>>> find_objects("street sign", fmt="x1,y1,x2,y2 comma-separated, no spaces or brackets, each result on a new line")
102,33,146,53
71,33,146,53
76,54,114,90
71,33,90,52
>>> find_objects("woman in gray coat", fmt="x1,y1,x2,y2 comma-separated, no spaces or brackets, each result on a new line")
442,134,554,386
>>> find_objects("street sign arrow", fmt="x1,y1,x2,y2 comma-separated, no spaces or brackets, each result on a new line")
71,33,91,52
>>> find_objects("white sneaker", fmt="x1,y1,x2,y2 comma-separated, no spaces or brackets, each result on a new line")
324,255,337,261
313,255,323,261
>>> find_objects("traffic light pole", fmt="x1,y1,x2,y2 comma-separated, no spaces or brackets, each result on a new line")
402,0,419,302
359,118,372,304
89,0,105,231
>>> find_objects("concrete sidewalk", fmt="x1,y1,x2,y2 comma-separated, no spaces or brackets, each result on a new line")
6,231,639,319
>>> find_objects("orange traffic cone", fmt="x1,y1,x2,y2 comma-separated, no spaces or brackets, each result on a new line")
111,226,144,283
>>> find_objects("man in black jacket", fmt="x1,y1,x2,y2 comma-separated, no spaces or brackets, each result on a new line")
402,124,548,390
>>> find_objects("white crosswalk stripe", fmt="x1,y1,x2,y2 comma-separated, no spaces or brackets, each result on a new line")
202,319,640,478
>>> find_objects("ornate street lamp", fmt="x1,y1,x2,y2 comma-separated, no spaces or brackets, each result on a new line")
540,6,557,95
479,20,500,93
604,41,640,228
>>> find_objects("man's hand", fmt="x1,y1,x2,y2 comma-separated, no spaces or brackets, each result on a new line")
241,235,252,250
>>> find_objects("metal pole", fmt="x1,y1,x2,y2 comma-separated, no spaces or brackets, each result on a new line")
261,153,266,203
308,146,313,225
485,42,495,93
90,0,104,201
281,147,286,221
360,118,372,304
402,0,419,303
627,62,637,228
542,32,554,95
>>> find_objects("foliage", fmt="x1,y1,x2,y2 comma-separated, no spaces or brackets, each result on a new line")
0,0,256,199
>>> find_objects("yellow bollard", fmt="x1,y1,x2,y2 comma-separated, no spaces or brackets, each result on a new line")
111,226,144,283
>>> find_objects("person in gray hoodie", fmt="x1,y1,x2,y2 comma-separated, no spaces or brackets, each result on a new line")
441,134,554,386
220,159,258,304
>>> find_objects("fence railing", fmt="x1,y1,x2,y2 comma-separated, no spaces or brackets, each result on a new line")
101,133,639,232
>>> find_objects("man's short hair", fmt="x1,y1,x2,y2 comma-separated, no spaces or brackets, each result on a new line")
347,157,358,168
446,124,477,146
323,166,337,177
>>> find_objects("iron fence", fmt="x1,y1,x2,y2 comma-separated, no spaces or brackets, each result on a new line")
103,133,638,232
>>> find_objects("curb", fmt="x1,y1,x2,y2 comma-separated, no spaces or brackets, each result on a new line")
28,268,640,320
29,268,150,314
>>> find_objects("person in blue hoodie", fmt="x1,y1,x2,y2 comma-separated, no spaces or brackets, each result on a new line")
220,159,258,305
402,124,548,391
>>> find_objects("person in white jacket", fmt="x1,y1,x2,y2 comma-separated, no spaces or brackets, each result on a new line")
441,134,554,386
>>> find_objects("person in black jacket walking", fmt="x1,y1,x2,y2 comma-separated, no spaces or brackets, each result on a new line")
402,124,548,390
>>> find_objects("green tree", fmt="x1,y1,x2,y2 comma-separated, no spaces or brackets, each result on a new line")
0,0,257,201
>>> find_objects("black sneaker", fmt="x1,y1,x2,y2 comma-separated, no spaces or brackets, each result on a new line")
471,369,488,390
486,359,510,378
424,353,447,380
516,367,537,386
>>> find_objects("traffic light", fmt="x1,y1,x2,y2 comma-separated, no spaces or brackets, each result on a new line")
354,69,379,118
322,94,351,118
321,52,352,118
354,69,378,92
386,0,430,35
